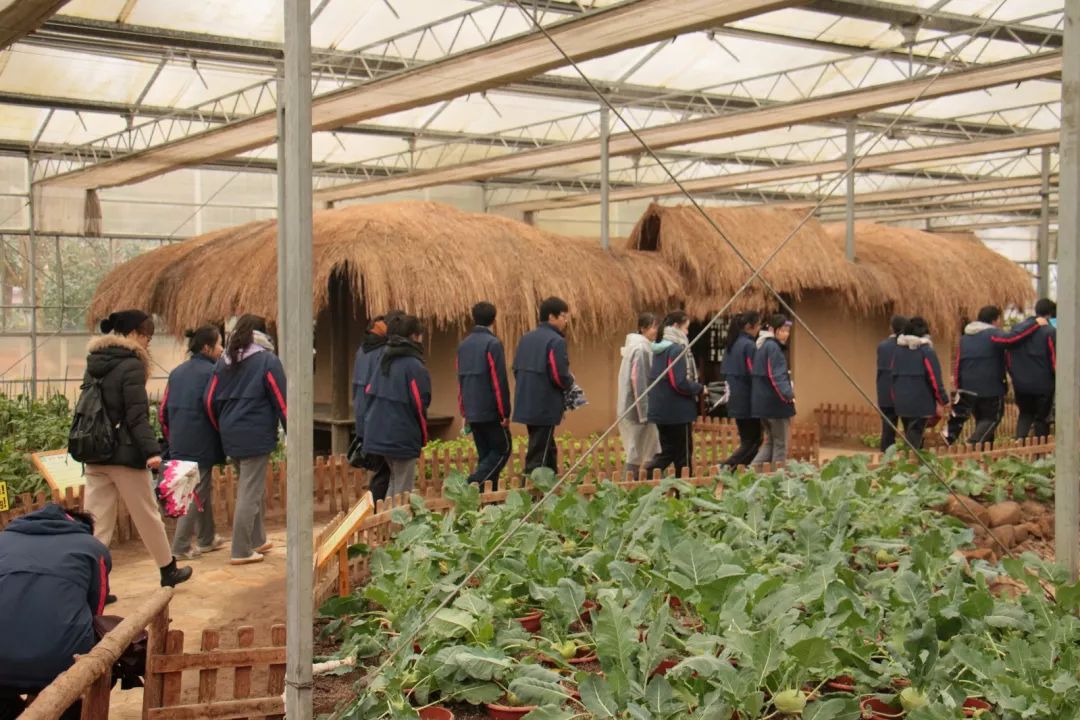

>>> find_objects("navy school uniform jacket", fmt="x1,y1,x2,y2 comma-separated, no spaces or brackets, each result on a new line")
721,332,756,419
512,323,573,427
646,341,703,425
876,335,899,409
954,320,1041,398
362,353,432,459
456,326,511,424
352,341,388,435
206,349,287,459
0,504,110,689
1007,318,1056,395
891,336,947,418
751,336,795,420
160,354,225,468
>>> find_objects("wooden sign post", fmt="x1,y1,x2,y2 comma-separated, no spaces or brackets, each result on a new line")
30,449,85,494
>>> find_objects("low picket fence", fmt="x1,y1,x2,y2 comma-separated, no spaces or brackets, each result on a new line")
814,402,1022,445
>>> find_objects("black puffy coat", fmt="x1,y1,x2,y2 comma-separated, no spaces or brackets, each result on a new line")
81,334,160,469
721,332,756,419
0,504,111,689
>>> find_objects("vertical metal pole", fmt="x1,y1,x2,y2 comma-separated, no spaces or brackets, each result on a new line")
27,162,37,399
282,0,314,716
845,120,856,261
276,77,288,360
1038,146,1051,298
1056,0,1080,581
600,105,610,250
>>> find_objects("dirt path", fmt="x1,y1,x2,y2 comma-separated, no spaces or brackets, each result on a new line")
104,518,323,718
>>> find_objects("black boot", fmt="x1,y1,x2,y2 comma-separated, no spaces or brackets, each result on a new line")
160,558,193,587
105,594,118,605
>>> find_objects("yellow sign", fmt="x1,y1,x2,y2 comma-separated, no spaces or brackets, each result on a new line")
31,450,85,494
0,481,8,512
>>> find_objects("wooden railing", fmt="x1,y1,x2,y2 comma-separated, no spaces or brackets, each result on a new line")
314,492,374,600
815,402,1022,445
19,588,173,720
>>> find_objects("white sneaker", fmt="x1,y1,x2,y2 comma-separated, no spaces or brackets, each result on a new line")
230,552,264,566
195,536,227,553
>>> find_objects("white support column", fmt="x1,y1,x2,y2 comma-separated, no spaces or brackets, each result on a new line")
1055,0,1080,581
27,165,37,399
600,105,610,250
845,120,856,261
276,77,287,360
1038,146,1052,298
282,0,314,716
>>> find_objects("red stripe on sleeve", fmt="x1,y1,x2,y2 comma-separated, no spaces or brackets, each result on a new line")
159,385,170,441
410,379,429,445
924,357,945,405
205,376,219,431
666,360,686,396
96,556,107,616
991,322,1039,345
767,358,792,404
487,351,506,419
548,349,565,389
266,371,287,420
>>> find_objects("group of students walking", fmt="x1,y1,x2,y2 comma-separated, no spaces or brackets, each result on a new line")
875,299,1056,451
73,310,288,599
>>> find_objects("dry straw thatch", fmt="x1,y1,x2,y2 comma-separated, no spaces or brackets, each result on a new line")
822,222,1035,334
626,202,876,317
89,201,684,341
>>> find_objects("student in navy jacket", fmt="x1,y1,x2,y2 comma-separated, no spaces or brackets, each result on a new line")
875,315,907,452
512,297,573,474
645,311,703,478
162,325,226,560
751,314,795,465
891,316,948,450
206,315,287,565
0,505,110,719
457,302,511,489
1008,298,1056,439
350,313,401,503
363,314,432,498
950,305,1043,445
721,311,762,467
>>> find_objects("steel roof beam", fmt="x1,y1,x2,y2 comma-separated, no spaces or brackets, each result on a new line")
317,52,1061,203
33,0,799,190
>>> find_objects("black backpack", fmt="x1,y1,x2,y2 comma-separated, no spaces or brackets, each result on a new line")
68,377,118,464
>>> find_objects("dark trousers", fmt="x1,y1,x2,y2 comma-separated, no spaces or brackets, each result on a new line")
0,689,80,720
1016,392,1054,439
724,418,762,467
968,396,1004,446
944,391,976,445
524,425,557,474
468,421,511,489
369,456,391,504
879,407,898,452
647,423,694,478
900,416,928,450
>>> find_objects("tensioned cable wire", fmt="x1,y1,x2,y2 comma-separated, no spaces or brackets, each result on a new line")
340,0,1046,701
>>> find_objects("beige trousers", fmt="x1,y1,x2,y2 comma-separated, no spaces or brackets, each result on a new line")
84,464,173,567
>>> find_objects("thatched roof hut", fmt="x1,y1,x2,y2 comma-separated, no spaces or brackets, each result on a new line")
626,203,878,317
821,222,1035,334
89,201,684,341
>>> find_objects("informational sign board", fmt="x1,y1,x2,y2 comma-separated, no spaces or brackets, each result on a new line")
0,481,8,512
30,449,85,493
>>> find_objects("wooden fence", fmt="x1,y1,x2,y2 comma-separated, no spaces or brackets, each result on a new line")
815,402,1022,445
1,422,820,532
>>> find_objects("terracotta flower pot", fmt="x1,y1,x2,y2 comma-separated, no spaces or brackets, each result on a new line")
859,696,904,719
515,610,544,633
486,702,540,719
539,645,597,667
963,698,992,716
418,707,454,720
825,675,856,693
650,658,680,677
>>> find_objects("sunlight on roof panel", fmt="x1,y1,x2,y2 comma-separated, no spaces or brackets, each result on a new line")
55,0,128,21
0,46,155,105
125,0,282,43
